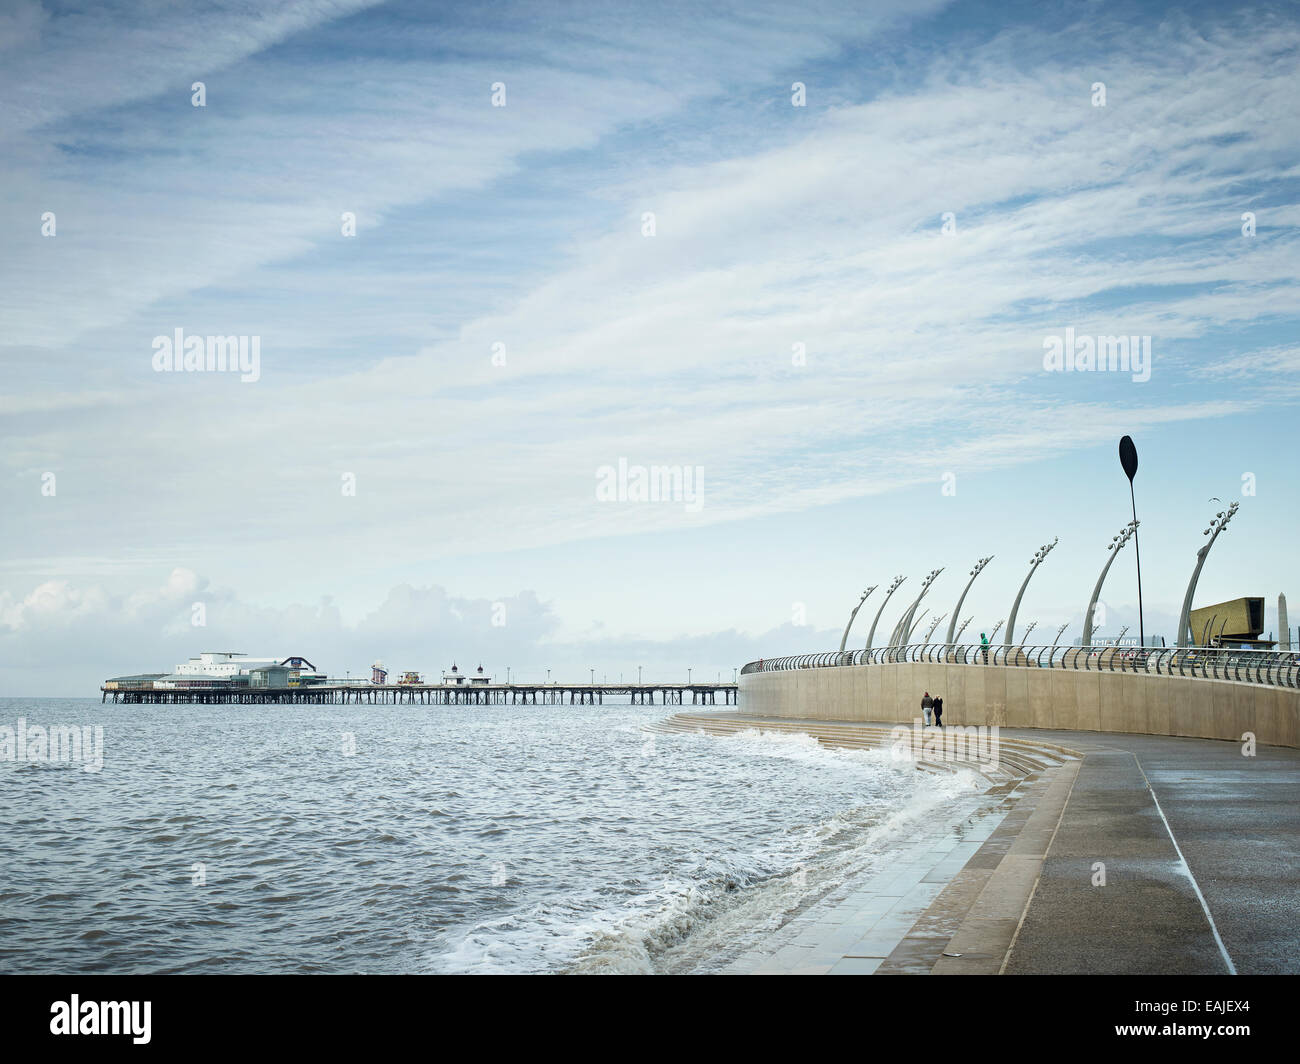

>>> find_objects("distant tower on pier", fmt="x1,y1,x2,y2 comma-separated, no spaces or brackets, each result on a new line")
372,660,388,685
442,663,491,686
1281,594,1291,651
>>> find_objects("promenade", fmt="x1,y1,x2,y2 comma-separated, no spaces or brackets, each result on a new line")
653,713,1300,975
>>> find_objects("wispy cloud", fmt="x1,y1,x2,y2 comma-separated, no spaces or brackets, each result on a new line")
2,2,1297,688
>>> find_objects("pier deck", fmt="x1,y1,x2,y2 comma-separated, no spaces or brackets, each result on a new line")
101,681,738,706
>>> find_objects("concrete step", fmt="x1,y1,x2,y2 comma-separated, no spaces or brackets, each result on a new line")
648,713,1079,785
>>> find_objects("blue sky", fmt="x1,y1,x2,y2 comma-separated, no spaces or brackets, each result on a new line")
2,0,1298,694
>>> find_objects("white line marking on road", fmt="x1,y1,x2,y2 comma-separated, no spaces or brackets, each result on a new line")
1134,756,1237,975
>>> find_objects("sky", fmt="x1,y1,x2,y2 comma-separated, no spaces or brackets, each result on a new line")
2,0,1298,695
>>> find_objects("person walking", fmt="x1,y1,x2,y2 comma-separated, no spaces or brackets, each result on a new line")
933,695,944,728
980,632,990,664
921,691,933,726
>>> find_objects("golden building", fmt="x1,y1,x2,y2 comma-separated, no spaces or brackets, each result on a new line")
1187,597,1274,648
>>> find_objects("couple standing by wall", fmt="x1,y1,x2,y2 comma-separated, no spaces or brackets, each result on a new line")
921,691,944,727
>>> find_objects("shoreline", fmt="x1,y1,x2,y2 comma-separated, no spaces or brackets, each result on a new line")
660,712,1300,974
650,714,1076,973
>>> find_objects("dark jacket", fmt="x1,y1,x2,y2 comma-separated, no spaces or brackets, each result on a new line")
933,697,944,716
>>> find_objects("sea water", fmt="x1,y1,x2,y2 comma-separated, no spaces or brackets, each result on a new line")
0,697,985,974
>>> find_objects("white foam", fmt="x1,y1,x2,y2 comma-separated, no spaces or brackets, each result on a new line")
435,723,991,975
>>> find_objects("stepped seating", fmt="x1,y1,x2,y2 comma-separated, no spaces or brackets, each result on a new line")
646,713,1079,786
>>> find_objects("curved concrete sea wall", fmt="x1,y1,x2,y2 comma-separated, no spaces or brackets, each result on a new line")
739,662,1300,748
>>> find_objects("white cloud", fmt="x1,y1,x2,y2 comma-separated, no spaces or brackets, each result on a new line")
1,3,1297,654
0,571,804,694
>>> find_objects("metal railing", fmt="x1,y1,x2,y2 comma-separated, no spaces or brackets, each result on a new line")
739,643,1300,690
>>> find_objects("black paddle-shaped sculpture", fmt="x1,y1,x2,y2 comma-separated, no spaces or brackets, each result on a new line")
1119,435,1145,647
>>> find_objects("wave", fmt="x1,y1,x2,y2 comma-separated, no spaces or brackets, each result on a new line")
438,727,987,975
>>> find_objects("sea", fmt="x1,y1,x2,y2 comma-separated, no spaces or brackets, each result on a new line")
0,696,987,974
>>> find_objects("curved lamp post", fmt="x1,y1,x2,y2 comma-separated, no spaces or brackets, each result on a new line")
1081,520,1138,647
988,618,1005,642
1018,620,1038,648
954,616,973,642
838,586,877,656
890,568,943,647
944,557,993,645
1005,538,1058,646
1199,613,1218,647
1052,622,1069,649
1177,502,1239,647
864,575,906,651
924,612,948,642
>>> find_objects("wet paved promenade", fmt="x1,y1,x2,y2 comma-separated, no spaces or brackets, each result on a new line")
690,714,1300,975
1004,729,1300,975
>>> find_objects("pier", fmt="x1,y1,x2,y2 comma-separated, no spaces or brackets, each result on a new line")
101,681,738,706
